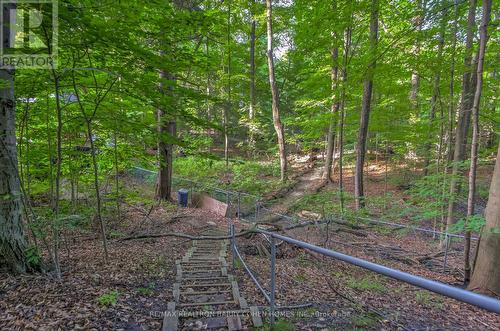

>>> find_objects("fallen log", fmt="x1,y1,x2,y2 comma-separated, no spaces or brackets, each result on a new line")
118,229,255,242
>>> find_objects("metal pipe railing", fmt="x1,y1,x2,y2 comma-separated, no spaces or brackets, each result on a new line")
255,229,500,314
231,234,271,302
230,227,312,312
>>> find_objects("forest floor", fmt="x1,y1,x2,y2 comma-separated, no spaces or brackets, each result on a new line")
0,207,230,330
1,203,498,330
1,160,498,330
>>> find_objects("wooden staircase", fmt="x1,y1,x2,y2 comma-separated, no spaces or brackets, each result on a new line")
162,228,263,331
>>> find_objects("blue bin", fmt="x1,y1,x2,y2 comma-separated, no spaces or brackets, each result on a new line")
177,189,189,207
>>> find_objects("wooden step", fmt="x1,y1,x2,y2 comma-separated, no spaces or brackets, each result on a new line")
179,300,236,307
227,315,242,331
181,289,232,295
162,302,178,331
180,283,232,288
182,276,229,281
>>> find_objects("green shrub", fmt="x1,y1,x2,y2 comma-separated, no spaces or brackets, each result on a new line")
137,286,154,296
97,290,119,307
25,246,42,270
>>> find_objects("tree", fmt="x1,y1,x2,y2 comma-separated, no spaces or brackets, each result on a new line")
0,5,28,273
444,0,477,234
156,0,195,200
409,0,424,111
464,0,492,283
469,142,500,294
248,0,257,152
324,0,341,183
423,1,446,176
156,70,176,201
224,1,231,167
71,65,116,264
266,0,287,181
355,0,379,210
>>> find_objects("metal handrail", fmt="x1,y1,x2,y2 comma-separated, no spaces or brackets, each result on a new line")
247,228,500,314
229,224,311,311
231,226,271,302
229,221,499,330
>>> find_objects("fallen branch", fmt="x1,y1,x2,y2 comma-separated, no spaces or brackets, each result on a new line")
332,227,368,237
118,229,255,242
416,251,445,263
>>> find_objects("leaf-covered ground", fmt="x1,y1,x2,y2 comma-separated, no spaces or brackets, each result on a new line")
0,207,227,331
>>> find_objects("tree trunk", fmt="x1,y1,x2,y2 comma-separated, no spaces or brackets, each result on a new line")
409,0,425,110
205,38,213,143
469,142,500,294
113,125,120,217
465,0,491,284
85,120,109,263
423,4,445,176
0,67,28,273
0,4,27,274
444,0,477,235
266,0,287,181
355,0,379,210
156,70,176,201
248,0,257,152
46,96,54,209
339,18,353,215
71,70,112,264
224,1,231,168
445,0,459,167
324,23,341,183
51,72,63,277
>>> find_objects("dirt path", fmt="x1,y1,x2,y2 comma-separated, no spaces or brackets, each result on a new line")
266,165,325,214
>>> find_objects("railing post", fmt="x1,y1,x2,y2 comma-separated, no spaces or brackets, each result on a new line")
270,236,276,327
190,183,194,206
255,200,260,221
443,233,450,273
231,224,236,269
237,192,241,220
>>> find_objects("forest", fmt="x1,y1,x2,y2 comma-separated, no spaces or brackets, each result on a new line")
0,0,499,330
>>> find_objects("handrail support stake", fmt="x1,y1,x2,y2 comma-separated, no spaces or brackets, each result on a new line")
443,233,450,273
237,192,241,220
256,200,260,221
270,236,277,327
231,224,236,269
